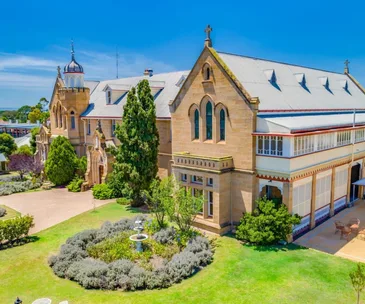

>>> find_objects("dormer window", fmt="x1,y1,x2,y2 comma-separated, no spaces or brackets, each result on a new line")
264,69,277,84
319,76,329,89
107,91,111,104
340,79,349,92
202,63,211,81
295,73,306,87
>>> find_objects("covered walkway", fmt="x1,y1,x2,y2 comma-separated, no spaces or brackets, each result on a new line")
295,200,365,262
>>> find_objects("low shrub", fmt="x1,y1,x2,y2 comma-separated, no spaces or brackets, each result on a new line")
144,218,167,235
0,206,6,217
92,183,115,200
153,227,176,244
0,179,42,196
0,215,34,245
235,197,301,245
67,176,84,192
116,197,130,205
0,175,21,183
49,219,213,291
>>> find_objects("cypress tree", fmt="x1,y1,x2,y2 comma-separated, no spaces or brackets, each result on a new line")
110,79,159,206
45,136,77,186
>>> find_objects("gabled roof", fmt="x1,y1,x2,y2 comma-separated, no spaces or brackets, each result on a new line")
216,51,365,111
82,71,189,119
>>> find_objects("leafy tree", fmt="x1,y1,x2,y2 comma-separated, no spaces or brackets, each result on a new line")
0,133,17,157
166,182,204,233
236,197,301,245
45,136,77,186
29,127,40,154
16,105,32,122
8,154,34,180
350,263,365,304
144,176,175,228
40,111,50,123
110,79,159,206
28,108,42,123
15,145,32,156
76,156,87,177
38,97,49,110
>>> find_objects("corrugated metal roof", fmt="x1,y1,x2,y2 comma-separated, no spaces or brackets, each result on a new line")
217,51,365,111
14,133,31,147
82,71,190,119
84,80,100,94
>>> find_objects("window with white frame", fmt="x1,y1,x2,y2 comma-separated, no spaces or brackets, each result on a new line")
294,135,315,156
207,177,213,187
208,191,213,216
315,173,331,210
335,167,348,199
107,91,112,104
257,136,283,156
181,173,187,182
317,133,335,151
292,181,311,217
191,175,203,184
355,129,365,143
337,130,351,147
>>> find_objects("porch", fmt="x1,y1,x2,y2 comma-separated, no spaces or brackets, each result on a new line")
295,200,365,263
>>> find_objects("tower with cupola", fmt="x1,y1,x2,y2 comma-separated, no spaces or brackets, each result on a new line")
49,41,90,156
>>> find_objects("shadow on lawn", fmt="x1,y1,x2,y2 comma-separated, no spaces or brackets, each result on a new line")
0,235,40,251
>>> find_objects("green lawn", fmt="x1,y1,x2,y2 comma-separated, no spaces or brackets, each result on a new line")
0,204,20,220
0,202,360,304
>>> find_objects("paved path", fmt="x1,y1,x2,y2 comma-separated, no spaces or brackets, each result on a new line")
0,189,113,234
295,201,365,263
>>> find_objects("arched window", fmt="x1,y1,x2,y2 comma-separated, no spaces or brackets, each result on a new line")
70,111,76,129
59,105,63,128
203,63,211,81
194,109,199,139
55,107,58,128
220,109,225,141
206,102,212,140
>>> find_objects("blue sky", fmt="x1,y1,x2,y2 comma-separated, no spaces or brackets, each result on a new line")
1,0,365,108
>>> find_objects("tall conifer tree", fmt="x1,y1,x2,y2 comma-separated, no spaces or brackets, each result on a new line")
110,79,159,205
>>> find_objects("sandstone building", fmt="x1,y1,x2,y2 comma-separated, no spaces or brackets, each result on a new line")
38,29,365,237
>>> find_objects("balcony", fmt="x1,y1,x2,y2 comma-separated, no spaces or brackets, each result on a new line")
173,152,233,172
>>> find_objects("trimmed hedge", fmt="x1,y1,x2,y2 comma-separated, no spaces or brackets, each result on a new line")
92,184,115,200
0,215,34,244
67,176,84,192
49,218,213,290
0,179,42,196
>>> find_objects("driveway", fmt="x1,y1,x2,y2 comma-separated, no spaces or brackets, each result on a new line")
1,189,113,234
295,201,365,263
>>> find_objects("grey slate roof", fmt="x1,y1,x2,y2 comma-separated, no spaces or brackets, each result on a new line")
217,51,365,111
82,71,189,119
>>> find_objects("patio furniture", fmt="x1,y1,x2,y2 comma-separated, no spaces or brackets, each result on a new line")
334,221,345,234
32,299,51,304
340,226,352,241
357,228,365,241
347,218,360,235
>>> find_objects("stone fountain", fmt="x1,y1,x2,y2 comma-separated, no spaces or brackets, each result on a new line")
129,219,148,252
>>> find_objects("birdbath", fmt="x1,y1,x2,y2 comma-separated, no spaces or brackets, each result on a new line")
129,219,148,252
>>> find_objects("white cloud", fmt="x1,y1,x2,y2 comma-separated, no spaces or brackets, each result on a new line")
0,72,54,88
0,53,60,72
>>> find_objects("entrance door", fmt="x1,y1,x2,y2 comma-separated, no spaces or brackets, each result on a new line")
350,163,361,201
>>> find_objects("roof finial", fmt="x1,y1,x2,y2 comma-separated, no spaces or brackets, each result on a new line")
344,59,350,74
204,25,213,47
71,39,75,60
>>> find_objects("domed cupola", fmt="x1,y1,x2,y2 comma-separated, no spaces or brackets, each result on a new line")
63,40,85,88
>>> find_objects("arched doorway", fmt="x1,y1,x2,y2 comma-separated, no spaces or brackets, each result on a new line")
350,163,361,202
260,185,283,206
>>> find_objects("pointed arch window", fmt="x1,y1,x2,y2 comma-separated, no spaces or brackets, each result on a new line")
206,102,212,140
70,111,76,129
194,109,199,139
59,105,63,128
219,109,225,141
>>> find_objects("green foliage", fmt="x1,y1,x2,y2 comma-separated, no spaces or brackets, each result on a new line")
236,197,301,245
16,105,32,122
67,176,84,192
0,215,34,245
14,145,32,156
0,133,17,157
144,177,174,229
92,183,115,200
167,185,204,233
75,156,87,177
116,197,130,205
144,218,168,235
45,136,77,186
29,127,40,154
40,111,50,124
28,108,42,123
350,263,365,304
110,79,159,206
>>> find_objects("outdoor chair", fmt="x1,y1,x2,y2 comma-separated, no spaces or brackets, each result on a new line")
347,218,360,235
334,221,345,234
340,226,352,241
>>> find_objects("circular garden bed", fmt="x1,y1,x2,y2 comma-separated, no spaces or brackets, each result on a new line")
49,216,213,290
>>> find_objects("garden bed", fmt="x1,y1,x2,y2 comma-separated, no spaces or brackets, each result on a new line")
49,216,214,290
0,175,42,196
0,205,20,221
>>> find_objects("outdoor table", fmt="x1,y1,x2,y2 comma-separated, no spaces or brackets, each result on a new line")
32,299,51,304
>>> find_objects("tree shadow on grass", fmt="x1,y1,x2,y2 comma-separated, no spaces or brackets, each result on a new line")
0,235,40,251
224,232,308,252
125,205,150,214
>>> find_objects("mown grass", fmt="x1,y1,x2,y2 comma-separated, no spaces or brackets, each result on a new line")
0,202,360,304
0,204,20,220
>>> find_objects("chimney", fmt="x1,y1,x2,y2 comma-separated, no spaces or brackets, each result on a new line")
144,69,153,77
